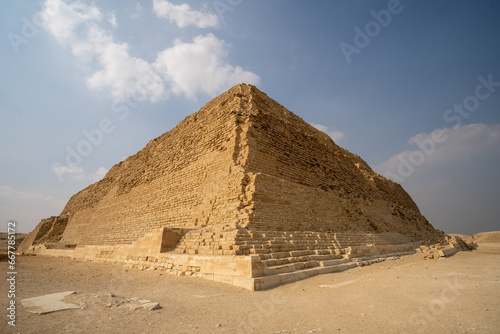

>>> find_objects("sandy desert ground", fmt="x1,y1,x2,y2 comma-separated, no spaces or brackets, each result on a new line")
1,234,499,334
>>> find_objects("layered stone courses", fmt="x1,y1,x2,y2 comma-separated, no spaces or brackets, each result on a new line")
20,83,448,290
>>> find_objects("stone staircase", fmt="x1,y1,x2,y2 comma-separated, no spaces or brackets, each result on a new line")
258,249,345,276
173,229,240,255
252,248,415,290
167,228,418,290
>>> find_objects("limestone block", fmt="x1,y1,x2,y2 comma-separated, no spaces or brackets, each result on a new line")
438,247,458,257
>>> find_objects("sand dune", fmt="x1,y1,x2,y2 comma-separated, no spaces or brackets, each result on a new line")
472,231,500,244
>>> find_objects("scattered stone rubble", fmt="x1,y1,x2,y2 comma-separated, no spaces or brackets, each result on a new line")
74,293,161,311
417,235,476,260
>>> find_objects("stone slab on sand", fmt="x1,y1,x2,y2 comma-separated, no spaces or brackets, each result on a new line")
21,291,79,314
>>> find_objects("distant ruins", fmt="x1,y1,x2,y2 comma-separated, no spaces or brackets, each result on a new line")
19,84,461,290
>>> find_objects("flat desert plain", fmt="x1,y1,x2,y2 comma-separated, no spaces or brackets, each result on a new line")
1,235,499,334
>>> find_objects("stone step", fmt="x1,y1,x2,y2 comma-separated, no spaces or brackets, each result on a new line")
254,264,350,290
262,260,321,276
319,259,348,267
261,253,343,267
263,256,350,276
289,250,316,257
263,263,297,275
313,254,344,261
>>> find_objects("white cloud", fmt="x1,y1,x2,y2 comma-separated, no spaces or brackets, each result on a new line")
371,123,500,235
374,123,500,180
85,27,166,102
90,167,108,182
43,0,102,43
52,165,84,178
42,1,258,102
155,33,260,98
153,0,218,28
43,0,166,102
311,123,345,142
51,164,107,182
107,11,117,28
408,123,500,163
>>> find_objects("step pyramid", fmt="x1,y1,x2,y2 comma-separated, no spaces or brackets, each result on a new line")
19,83,445,290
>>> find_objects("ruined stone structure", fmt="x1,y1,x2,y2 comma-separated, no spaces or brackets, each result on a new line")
19,84,448,290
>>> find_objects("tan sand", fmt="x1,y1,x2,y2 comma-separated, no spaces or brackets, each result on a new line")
1,248,499,333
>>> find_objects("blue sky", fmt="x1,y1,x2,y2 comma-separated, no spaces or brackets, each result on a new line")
1,0,499,235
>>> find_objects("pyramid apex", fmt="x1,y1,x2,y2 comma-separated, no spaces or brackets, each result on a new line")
196,83,270,116
224,82,259,95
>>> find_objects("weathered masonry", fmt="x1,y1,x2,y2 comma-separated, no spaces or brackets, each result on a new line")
19,84,448,290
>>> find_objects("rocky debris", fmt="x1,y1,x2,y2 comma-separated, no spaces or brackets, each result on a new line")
70,293,161,311
438,248,458,257
417,235,476,259
125,297,161,311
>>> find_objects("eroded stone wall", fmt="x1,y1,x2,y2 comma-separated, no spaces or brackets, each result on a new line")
236,85,439,242
59,91,254,245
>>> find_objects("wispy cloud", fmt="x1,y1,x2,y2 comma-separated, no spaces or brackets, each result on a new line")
131,2,143,19
51,164,108,182
153,0,218,28
52,165,84,179
90,166,108,182
107,11,117,28
375,123,500,177
0,185,67,232
311,123,345,142
0,185,64,204
41,0,258,102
